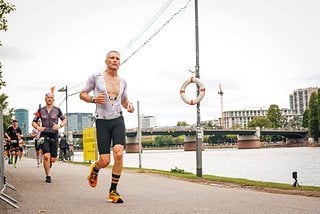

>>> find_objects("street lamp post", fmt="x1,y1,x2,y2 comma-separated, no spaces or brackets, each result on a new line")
137,101,142,169
194,0,202,177
58,85,68,133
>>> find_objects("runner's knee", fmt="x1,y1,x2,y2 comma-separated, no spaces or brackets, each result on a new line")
43,153,51,160
99,158,110,167
113,145,124,160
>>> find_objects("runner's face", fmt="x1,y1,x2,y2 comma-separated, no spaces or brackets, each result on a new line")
12,121,18,128
106,52,120,70
45,95,54,105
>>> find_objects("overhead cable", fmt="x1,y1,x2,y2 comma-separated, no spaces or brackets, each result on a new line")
121,0,174,55
121,0,192,65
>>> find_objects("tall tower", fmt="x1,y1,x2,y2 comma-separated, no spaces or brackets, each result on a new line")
14,108,29,135
218,84,224,128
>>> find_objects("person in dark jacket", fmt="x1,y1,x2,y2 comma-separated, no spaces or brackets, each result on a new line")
59,135,69,162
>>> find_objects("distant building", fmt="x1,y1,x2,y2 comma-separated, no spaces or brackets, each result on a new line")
141,115,157,128
221,108,298,129
67,113,93,133
14,108,29,135
289,87,319,115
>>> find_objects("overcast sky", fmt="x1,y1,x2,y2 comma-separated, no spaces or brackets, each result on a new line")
1,0,320,129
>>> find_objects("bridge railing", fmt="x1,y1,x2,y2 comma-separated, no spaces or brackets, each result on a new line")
71,126,308,138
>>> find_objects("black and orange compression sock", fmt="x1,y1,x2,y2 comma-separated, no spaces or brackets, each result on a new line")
109,173,121,192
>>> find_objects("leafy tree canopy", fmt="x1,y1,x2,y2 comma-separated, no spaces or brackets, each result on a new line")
248,116,271,128
267,104,282,128
308,92,319,140
302,109,309,128
177,121,189,126
0,0,16,32
0,93,14,130
0,0,16,89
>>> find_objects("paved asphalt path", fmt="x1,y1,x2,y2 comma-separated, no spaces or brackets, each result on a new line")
1,157,320,214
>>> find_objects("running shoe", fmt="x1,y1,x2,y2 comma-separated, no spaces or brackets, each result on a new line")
87,163,99,188
108,190,124,203
13,163,17,168
45,176,51,183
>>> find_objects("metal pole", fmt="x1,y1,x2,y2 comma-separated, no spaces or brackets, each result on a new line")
137,101,142,169
0,107,19,208
65,85,68,134
0,107,4,191
194,0,202,177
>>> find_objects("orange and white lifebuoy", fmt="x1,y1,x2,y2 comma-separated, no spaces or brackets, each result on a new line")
180,77,205,105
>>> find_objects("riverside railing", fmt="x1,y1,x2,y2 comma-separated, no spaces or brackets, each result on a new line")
0,107,19,208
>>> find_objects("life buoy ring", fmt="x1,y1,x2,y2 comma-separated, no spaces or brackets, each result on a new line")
180,77,205,105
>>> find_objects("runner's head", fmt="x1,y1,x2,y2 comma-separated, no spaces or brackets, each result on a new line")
45,92,55,105
12,119,18,127
105,50,120,70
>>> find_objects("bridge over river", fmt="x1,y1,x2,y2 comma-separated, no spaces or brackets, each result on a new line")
124,127,308,139
71,126,308,151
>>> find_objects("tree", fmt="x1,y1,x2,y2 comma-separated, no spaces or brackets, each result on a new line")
141,137,156,148
203,120,214,128
286,115,301,129
177,121,189,126
248,116,271,128
0,93,14,130
154,135,174,147
230,124,242,129
0,0,15,32
318,88,320,136
308,92,319,141
0,63,6,89
302,109,309,128
266,104,282,128
174,135,184,146
0,0,16,89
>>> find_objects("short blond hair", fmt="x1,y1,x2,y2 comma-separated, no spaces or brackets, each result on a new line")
106,50,120,58
45,93,54,98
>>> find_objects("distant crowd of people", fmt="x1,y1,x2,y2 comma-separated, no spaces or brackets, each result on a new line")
3,119,75,169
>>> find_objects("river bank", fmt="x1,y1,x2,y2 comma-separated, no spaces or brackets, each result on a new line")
73,147,320,187
141,142,318,150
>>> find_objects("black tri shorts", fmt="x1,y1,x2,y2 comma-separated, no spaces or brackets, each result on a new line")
40,134,58,158
95,116,126,154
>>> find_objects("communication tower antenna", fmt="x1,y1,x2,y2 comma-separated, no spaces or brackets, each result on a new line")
218,83,224,128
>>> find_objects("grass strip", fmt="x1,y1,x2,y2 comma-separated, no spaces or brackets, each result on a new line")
73,161,320,195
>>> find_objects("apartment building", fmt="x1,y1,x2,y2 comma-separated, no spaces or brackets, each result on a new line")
141,115,157,128
221,108,298,129
289,87,319,114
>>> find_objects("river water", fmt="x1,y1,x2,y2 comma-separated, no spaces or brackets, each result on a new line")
73,147,320,187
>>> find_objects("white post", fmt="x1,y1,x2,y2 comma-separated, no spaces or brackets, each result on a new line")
137,101,142,168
